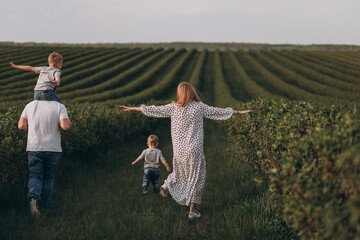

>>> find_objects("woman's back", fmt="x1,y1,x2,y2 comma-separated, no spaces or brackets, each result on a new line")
170,101,205,156
141,101,233,156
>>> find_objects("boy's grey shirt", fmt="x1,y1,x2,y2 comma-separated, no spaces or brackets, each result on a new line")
34,66,61,90
138,148,165,169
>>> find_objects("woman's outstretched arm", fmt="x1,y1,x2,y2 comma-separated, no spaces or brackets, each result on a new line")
233,110,253,115
121,103,174,118
119,106,141,112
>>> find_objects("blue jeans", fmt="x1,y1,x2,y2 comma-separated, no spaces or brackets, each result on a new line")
34,90,63,104
142,169,160,193
28,151,61,211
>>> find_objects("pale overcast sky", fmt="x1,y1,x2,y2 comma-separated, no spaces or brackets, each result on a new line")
1,0,359,45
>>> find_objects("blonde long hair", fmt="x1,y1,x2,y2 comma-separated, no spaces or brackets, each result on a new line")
176,82,201,107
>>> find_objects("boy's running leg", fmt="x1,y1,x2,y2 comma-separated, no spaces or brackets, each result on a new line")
142,169,151,194
150,170,160,193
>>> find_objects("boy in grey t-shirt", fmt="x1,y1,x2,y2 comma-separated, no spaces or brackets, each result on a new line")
132,135,171,194
10,52,63,104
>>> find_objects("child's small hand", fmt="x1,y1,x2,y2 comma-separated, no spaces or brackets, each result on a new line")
10,62,16,68
52,80,60,86
166,166,171,173
131,161,136,166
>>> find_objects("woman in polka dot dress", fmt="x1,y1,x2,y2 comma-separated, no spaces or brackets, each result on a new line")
120,82,253,219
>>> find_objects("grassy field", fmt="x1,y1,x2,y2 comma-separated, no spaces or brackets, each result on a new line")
0,121,294,239
1,45,359,239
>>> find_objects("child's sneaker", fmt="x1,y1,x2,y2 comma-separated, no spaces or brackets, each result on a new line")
30,198,40,217
160,186,168,198
188,210,201,220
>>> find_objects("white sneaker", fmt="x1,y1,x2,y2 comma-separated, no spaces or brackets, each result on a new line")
188,210,201,219
160,185,168,198
30,198,40,217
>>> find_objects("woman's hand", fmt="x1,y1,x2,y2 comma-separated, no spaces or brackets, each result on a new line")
120,106,141,112
239,110,253,114
233,110,253,115
120,106,131,111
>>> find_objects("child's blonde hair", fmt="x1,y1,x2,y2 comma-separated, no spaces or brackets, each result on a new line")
147,135,159,147
48,52,63,67
176,82,201,108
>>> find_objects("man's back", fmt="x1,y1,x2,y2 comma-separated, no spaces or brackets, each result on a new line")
21,100,69,152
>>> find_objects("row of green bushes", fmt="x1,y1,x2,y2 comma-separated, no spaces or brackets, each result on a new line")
87,49,185,104
59,48,150,92
0,46,99,87
213,50,238,107
66,49,172,102
0,48,139,100
2,47,360,108
224,98,360,239
188,49,206,90
276,50,360,86
308,51,360,77
239,50,338,103
254,50,360,97
113,49,195,105
0,103,159,189
0,46,77,74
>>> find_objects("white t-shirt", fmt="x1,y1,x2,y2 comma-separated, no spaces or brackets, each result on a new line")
21,100,69,152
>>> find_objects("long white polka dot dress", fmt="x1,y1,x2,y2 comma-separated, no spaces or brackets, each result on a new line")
141,101,233,206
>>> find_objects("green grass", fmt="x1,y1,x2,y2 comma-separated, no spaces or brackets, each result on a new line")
0,121,295,239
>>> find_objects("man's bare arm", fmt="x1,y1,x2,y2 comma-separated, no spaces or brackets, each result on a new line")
60,119,71,130
18,117,28,131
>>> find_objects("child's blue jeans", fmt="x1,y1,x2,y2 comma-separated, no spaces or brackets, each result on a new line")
34,90,63,104
142,168,160,193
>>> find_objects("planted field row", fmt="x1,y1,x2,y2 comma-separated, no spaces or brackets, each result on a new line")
276,50,360,85
71,49,184,103
62,48,171,101
0,46,359,107
260,50,360,92
249,51,360,102
0,49,127,98
0,47,84,83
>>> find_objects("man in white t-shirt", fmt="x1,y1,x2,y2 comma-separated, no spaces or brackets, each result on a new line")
18,100,71,216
